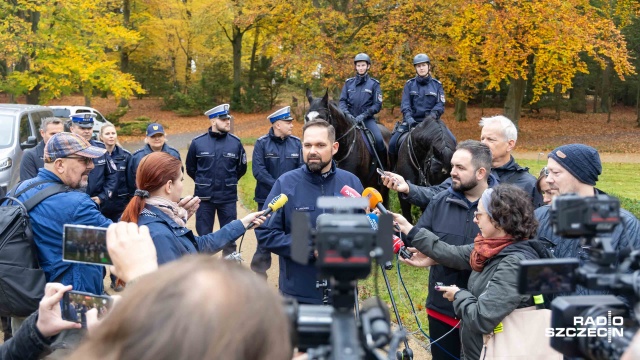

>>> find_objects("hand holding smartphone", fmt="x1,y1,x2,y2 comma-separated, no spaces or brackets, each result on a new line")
63,224,111,266
61,290,113,328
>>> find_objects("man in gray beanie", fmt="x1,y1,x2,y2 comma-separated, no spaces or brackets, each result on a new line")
535,144,640,297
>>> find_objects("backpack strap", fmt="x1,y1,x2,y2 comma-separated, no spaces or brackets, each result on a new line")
22,183,70,211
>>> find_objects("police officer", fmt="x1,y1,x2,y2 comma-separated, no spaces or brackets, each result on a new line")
250,106,302,278
98,123,132,222
127,123,181,195
69,113,117,208
339,53,386,169
389,53,446,158
186,104,247,256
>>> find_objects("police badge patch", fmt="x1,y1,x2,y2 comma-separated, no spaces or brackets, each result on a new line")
242,153,247,164
109,159,117,171
377,93,383,103
440,94,446,103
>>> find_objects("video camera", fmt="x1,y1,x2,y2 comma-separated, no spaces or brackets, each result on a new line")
285,197,405,360
518,193,639,359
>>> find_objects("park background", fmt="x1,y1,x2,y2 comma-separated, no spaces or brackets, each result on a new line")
3,0,640,353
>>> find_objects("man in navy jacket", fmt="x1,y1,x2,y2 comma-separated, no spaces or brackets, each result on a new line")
251,106,302,277
255,120,363,304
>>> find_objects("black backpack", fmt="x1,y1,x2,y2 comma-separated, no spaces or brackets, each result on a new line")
0,180,68,317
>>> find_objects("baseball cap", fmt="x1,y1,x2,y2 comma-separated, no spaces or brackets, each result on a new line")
44,132,106,162
146,123,165,137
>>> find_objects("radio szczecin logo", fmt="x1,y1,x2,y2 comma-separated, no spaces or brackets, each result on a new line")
546,311,624,343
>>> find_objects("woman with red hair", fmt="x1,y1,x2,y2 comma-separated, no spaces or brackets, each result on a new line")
121,152,265,264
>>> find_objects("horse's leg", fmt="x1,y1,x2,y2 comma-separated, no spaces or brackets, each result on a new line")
399,197,414,224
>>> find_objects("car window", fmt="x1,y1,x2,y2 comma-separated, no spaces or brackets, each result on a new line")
94,112,107,123
30,112,43,142
19,113,33,144
51,108,71,118
76,109,90,114
0,115,15,149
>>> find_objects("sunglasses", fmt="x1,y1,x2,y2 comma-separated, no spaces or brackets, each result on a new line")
65,156,93,165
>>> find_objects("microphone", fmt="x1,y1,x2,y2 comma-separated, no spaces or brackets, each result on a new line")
362,187,388,215
340,185,362,198
360,297,391,348
392,236,413,259
366,213,393,270
246,193,288,230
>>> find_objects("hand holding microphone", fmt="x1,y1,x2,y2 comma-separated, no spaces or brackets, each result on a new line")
245,193,289,230
392,235,413,260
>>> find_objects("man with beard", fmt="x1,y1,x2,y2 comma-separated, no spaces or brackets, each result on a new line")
410,140,496,360
255,119,364,304
10,132,112,294
186,104,247,256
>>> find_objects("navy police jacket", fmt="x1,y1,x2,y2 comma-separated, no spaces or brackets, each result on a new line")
127,144,181,195
252,128,302,204
86,140,117,204
100,145,132,218
186,128,247,203
138,205,245,265
339,74,383,120
401,75,445,124
255,161,364,304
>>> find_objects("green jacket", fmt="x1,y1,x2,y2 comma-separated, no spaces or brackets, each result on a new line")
408,228,553,360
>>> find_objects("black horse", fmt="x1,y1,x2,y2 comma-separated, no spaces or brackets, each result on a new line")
393,118,456,222
305,89,391,205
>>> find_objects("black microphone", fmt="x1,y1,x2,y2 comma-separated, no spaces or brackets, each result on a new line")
360,297,391,349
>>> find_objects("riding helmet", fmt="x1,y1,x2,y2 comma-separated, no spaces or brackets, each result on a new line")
354,53,371,65
413,54,430,65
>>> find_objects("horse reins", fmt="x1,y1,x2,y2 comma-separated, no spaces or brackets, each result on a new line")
406,129,430,186
316,107,358,164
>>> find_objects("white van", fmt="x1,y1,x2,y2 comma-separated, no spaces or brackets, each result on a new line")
0,104,54,195
49,106,108,140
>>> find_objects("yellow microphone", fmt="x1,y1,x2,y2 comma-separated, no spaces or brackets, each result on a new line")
362,187,388,214
246,194,289,229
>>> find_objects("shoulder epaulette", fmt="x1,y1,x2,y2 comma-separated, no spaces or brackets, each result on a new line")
120,148,132,156
290,135,301,142
432,78,442,84
132,148,145,155
91,140,106,149
345,77,355,82
229,133,241,142
167,145,180,153
406,78,415,84
192,133,207,140
257,134,268,141
370,78,380,84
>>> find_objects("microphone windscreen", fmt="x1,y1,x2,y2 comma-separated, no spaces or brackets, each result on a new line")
268,194,289,211
340,185,362,198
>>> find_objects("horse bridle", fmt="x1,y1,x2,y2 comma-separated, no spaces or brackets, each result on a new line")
313,107,358,163
406,129,431,186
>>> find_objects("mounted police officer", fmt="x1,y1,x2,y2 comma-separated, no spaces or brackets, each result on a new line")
186,104,247,256
250,106,302,278
68,113,117,209
127,123,181,196
389,54,447,162
339,53,386,169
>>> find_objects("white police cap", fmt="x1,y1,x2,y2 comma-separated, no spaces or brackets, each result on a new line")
205,104,230,119
268,106,293,123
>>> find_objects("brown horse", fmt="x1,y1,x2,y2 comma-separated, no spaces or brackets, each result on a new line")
305,89,391,205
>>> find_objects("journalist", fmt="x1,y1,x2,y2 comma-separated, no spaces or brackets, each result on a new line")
535,144,640,295
69,255,293,360
535,167,557,206
120,152,266,265
395,184,554,360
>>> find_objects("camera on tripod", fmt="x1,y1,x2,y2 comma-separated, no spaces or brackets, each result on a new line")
518,193,639,359
285,197,403,360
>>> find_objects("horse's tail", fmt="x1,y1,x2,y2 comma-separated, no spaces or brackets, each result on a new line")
423,119,456,167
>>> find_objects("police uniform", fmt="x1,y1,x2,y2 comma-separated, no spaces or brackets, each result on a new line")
339,74,386,166
389,75,447,155
100,145,132,222
186,104,247,256
250,106,302,276
126,123,181,195
70,114,118,210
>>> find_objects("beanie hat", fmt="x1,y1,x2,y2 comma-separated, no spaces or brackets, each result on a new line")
548,144,602,186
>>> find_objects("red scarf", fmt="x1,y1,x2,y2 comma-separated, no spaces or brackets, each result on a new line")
469,234,515,272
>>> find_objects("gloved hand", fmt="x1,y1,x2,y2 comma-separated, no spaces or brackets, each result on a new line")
405,116,416,127
355,114,365,124
347,113,356,123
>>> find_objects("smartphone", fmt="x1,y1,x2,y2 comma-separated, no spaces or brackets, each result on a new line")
435,282,444,288
517,258,579,295
63,224,111,266
61,290,113,328
376,168,386,177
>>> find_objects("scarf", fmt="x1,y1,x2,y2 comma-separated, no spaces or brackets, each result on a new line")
469,234,515,272
146,196,188,227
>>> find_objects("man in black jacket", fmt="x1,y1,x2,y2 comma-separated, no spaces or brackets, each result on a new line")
382,115,542,208
411,140,495,360
19,117,65,181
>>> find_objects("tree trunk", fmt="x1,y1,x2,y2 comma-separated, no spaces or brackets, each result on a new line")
554,84,561,120
600,62,612,113
25,10,41,104
26,85,40,105
593,67,599,113
454,98,467,121
248,27,260,90
636,75,640,127
503,76,526,128
231,25,243,108
570,73,587,113
119,0,131,107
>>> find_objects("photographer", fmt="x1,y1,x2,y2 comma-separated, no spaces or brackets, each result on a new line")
394,184,554,360
535,144,640,295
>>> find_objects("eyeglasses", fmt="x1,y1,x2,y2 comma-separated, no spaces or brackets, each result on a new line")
65,156,93,165
473,211,487,221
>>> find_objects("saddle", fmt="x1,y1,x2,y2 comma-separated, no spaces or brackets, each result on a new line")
355,122,377,156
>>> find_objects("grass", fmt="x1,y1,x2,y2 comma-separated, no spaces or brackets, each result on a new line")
236,158,639,344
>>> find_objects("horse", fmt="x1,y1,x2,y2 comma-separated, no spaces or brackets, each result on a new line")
393,118,456,222
304,89,391,206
